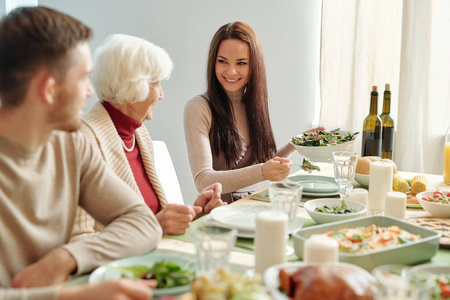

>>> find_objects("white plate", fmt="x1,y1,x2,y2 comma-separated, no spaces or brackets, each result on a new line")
89,254,194,296
210,204,271,231
263,261,375,300
286,175,340,193
204,214,303,239
302,190,340,197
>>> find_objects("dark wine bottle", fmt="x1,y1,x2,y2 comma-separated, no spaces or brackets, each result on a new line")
361,86,382,157
380,84,395,159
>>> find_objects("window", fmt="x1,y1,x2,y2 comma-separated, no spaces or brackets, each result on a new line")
5,0,37,14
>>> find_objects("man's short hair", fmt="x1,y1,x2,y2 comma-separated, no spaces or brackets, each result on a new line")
0,6,93,107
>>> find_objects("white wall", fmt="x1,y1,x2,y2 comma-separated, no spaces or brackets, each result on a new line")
38,0,322,204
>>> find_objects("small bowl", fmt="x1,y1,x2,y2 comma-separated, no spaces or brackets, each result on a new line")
289,140,354,162
354,173,369,187
416,191,450,217
402,264,450,298
304,198,367,224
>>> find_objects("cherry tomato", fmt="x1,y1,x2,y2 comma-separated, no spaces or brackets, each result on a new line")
441,285,450,298
433,191,443,198
422,196,430,201
447,192,450,197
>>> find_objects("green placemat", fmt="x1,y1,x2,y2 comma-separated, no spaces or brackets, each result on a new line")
165,215,318,261
249,188,337,206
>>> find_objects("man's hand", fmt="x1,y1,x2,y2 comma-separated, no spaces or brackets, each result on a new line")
11,248,77,288
193,183,226,218
58,279,157,300
156,203,202,235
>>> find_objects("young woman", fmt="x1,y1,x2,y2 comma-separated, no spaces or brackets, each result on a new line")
184,22,323,203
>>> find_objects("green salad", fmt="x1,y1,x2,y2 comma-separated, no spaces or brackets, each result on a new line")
291,129,359,147
110,260,195,289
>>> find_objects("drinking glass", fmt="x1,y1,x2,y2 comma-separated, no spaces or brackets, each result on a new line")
190,224,237,275
268,181,303,256
332,151,358,207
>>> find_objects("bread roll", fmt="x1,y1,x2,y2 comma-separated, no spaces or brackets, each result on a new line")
356,157,371,175
356,157,397,175
381,158,397,174
366,156,381,163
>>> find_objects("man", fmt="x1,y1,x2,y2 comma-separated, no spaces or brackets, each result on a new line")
0,6,182,300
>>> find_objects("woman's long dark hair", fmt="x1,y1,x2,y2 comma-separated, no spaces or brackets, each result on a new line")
206,21,276,168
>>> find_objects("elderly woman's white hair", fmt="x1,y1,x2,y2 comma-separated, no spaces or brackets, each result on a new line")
92,34,173,104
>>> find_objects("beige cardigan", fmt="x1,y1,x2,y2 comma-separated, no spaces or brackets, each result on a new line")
70,102,168,241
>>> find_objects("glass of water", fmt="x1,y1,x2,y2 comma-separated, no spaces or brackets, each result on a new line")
332,151,359,206
268,181,303,256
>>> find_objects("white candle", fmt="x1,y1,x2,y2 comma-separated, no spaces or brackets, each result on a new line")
384,191,407,219
368,162,393,211
304,235,339,263
254,211,287,274
348,188,369,206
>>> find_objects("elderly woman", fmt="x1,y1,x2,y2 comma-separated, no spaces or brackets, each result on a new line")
71,34,225,239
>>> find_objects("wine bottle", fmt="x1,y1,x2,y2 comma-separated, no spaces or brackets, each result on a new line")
380,84,395,159
361,86,382,157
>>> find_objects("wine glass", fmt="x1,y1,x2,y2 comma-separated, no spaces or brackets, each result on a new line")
331,151,358,208
268,181,303,256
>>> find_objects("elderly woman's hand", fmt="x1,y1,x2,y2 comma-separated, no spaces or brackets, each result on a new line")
155,204,202,235
193,183,227,219
261,156,292,182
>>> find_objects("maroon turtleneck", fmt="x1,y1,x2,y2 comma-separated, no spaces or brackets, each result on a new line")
102,101,161,214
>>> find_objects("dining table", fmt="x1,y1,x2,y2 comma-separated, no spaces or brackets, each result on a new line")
68,162,450,298
159,162,450,269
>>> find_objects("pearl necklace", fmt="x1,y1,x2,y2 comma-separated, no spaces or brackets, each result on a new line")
121,135,136,152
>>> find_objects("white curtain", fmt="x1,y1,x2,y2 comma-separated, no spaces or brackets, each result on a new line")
320,0,450,175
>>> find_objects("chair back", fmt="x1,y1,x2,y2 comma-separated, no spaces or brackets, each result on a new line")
152,140,184,205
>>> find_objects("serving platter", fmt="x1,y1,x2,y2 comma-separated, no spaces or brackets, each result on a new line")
89,253,194,296
292,216,441,271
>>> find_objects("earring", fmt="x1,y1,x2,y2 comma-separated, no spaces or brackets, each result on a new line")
243,85,247,94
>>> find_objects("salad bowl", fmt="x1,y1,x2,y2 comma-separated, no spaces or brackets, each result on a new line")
416,191,450,217
304,198,367,224
290,129,358,162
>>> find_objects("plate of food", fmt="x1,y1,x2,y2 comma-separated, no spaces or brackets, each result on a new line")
292,216,440,271
89,253,195,296
290,129,358,162
209,203,271,231
264,261,376,300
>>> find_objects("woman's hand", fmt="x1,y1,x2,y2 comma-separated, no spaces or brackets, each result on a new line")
156,204,202,235
303,126,326,133
261,156,292,181
58,279,157,300
193,183,227,218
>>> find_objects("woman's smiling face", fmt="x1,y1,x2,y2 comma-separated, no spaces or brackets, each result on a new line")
215,38,250,97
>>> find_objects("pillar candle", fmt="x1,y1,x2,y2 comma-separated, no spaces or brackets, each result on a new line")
254,211,287,274
384,191,407,219
304,235,339,263
368,162,393,211
348,188,369,206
